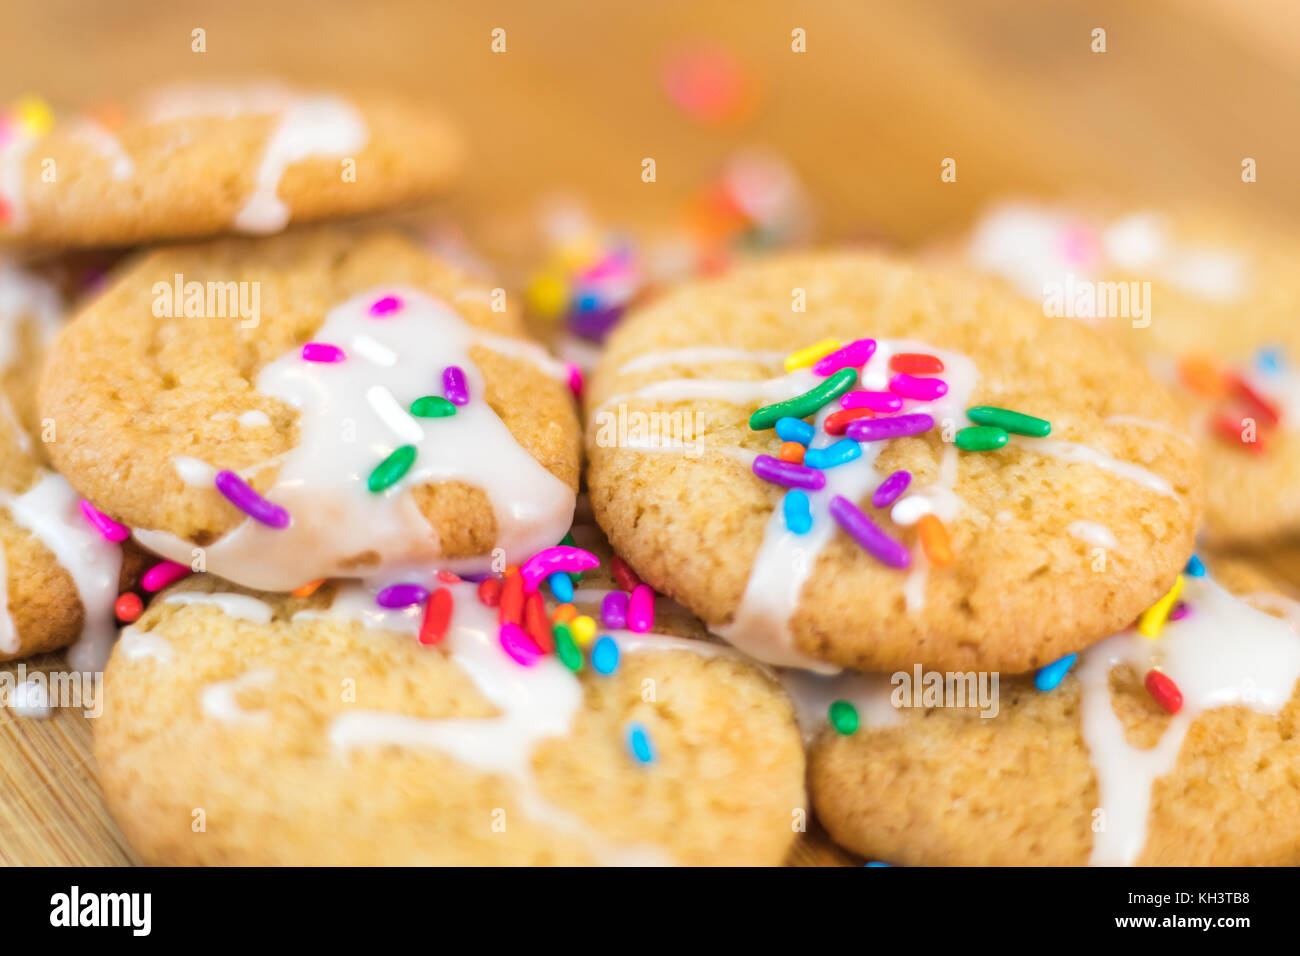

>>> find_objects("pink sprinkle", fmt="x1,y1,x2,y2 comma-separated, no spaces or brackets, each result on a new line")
840,390,903,413
79,500,129,543
566,362,584,400
1168,602,1191,622
301,342,345,363
142,560,191,593
814,338,877,376
1059,224,1098,268
888,373,948,401
627,584,655,633
368,295,403,317
520,545,600,590
499,622,543,666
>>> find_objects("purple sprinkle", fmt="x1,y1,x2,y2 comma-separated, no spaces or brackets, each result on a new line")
840,390,903,413
376,583,430,608
813,338,877,376
568,304,624,342
213,470,290,529
872,470,912,509
443,365,470,406
829,495,911,569
845,413,934,442
369,295,403,317
301,342,346,363
752,454,827,490
602,590,629,630
1168,602,1191,622
889,373,948,401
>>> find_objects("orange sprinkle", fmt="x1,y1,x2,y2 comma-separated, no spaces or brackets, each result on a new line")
1176,354,1228,399
291,579,325,598
917,514,954,568
823,407,875,436
778,441,805,464
552,603,578,623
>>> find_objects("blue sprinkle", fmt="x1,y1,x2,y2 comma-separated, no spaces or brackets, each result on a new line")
1255,347,1284,375
803,438,862,470
864,861,893,867
548,571,574,603
1184,554,1206,578
1035,653,1077,692
626,722,655,764
775,416,815,445
783,490,813,534
592,635,620,675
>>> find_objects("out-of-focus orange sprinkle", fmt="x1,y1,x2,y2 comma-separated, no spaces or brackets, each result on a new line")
1177,354,1228,399
552,603,578,623
291,579,325,598
917,514,954,569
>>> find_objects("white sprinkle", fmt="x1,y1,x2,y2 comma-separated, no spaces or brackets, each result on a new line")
891,495,933,526
366,385,425,444
351,334,398,366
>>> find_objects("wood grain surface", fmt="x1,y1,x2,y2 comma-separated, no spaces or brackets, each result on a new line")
1,0,1295,866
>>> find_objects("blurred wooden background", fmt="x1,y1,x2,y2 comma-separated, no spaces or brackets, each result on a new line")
2,0,1298,866
2,0,1299,248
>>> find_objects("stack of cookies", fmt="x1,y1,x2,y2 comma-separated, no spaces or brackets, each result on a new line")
3,82,1298,866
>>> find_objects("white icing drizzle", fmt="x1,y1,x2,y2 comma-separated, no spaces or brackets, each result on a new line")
1066,520,1119,550
473,332,572,382
117,625,173,664
200,669,275,726
616,346,785,376
0,133,37,231
232,96,367,233
1078,576,1300,865
135,288,575,591
0,257,62,369
967,203,1250,306
0,472,122,670
71,120,134,180
163,591,274,624
1011,437,1175,497
1103,414,1196,445
140,83,368,235
313,580,725,865
778,669,900,743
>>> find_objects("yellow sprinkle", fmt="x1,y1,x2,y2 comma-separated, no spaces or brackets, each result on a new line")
1137,575,1183,638
525,270,569,320
571,614,597,645
784,338,840,373
14,95,53,136
554,236,601,271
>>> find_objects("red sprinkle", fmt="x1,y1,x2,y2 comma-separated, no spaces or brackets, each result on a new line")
524,591,554,652
1210,409,1270,454
436,570,460,583
478,577,503,607
418,587,453,645
823,406,875,436
499,569,524,625
114,592,143,624
889,353,944,375
1230,374,1281,426
1144,669,1183,714
610,555,642,592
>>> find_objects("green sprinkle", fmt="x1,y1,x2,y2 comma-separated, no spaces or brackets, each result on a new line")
749,367,857,431
554,623,582,672
955,425,1009,451
828,699,859,735
560,533,582,584
410,395,457,418
966,405,1050,437
368,444,417,492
